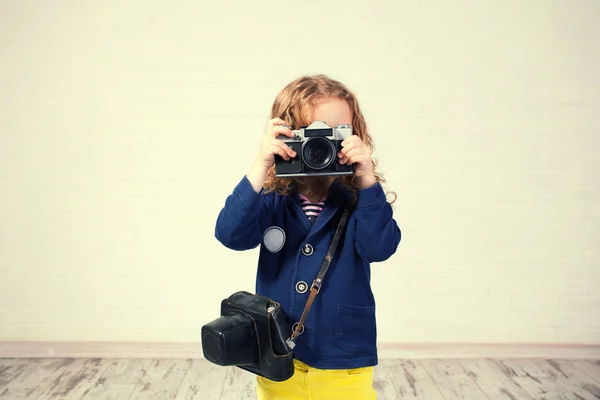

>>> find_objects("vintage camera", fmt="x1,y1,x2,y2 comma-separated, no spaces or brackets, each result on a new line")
201,291,295,382
274,121,355,177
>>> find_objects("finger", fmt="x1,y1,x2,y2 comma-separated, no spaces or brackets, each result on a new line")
337,141,362,159
346,154,369,165
269,117,286,126
343,154,369,166
340,136,363,151
339,147,366,164
272,124,294,138
270,139,297,158
341,135,361,147
288,146,297,158
337,144,353,158
270,144,291,160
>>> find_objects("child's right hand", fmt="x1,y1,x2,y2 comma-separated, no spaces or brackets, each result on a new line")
254,118,297,170
247,118,297,192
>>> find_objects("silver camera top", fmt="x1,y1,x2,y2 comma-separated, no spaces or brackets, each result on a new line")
277,121,353,142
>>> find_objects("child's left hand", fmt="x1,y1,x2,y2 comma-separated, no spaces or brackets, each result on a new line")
337,135,375,178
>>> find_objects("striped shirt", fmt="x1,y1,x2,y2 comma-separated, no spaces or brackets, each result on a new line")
298,194,327,225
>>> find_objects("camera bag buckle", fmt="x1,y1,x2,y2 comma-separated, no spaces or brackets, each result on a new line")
310,278,322,294
286,338,297,349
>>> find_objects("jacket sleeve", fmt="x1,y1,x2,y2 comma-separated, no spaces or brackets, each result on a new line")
353,182,401,263
214,175,274,251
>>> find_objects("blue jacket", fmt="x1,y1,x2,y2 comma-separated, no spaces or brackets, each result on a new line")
214,175,401,370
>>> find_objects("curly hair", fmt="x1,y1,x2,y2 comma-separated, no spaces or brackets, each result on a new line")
263,74,396,205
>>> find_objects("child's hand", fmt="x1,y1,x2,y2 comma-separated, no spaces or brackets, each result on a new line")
255,118,297,170
338,135,377,188
338,135,373,174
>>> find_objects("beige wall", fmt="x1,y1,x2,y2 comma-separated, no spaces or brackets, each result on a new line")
0,0,598,346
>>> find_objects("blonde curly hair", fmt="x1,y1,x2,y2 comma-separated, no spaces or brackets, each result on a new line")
263,74,396,205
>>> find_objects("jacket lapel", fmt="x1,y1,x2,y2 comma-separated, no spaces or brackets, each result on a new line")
307,181,351,235
288,187,312,235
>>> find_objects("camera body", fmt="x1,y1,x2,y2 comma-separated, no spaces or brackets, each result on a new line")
274,121,355,177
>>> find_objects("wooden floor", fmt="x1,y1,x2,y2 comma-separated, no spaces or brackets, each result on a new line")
0,357,599,399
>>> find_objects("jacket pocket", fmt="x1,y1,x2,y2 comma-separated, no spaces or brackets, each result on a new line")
334,303,377,353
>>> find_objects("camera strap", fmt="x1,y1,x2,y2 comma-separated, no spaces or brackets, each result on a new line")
286,195,356,349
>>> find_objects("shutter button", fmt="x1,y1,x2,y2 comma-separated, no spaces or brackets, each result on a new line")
296,281,308,294
302,244,314,256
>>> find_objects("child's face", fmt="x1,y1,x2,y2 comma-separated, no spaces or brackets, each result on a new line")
309,97,352,128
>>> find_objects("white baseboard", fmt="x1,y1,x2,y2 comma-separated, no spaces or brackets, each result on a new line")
1,341,599,359
0,341,205,359
376,343,600,359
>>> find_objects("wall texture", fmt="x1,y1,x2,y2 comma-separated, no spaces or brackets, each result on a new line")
0,0,598,347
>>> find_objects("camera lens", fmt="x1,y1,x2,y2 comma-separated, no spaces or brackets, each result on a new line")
302,138,335,170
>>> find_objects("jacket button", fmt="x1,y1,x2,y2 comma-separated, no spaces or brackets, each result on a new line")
295,281,308,294
302,244,313,256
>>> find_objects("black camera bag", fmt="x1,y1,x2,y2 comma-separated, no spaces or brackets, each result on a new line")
201,291,294,381
201,197,354,382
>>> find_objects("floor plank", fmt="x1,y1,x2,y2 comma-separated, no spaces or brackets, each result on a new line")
0,359,75,400
542,359,600,400
128,358,191,400
1,357,599,399
382,359,445,400
570,360,600,384
419,359,490,400
218,389,256,400
0,359,32,393
493,359,573,400
457,358,534,399
35,358,111,400
218,366,257,400
373,363,398,400
80,358,152,400
174,358,227,400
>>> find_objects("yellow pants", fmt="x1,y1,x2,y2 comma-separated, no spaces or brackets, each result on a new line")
256,359,377,400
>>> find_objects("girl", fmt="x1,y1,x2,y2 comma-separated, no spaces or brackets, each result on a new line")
214,74,401,399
